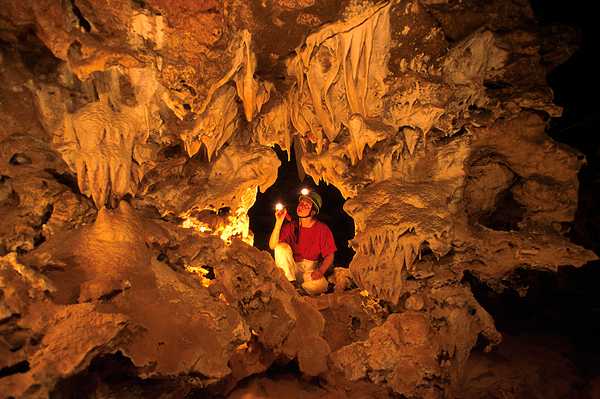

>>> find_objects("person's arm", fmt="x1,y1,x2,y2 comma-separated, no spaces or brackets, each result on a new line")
269,208,287,250
311,253,334,280
311,223,337,280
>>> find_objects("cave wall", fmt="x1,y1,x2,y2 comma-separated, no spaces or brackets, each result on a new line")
0,0,596,398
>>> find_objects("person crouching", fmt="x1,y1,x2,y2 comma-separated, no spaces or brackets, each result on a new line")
269,189,336,295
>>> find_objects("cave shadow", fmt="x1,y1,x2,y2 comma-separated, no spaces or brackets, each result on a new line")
531,0,600,254
464,260,600,379
494,0,600,379
248,145,355,267
49,352,196,399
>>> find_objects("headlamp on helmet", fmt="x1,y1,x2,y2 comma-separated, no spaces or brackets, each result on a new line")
298,188,323,215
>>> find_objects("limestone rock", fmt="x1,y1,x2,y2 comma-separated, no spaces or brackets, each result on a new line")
214,239,331,377
331,283,500,398
0,204,254,397
2,304,131,398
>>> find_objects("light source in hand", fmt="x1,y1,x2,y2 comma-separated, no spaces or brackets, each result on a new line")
275,203,284,211
301,188,310,196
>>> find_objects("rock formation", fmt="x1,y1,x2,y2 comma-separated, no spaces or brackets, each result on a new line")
0,0,596,398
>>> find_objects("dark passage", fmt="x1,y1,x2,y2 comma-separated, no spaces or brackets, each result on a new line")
249,145,355,267
466,0,600,385
465,262,600,380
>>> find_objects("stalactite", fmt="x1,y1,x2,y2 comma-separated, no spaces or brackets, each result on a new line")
233,31,273,123
180,85,238,160
346,114,389,165
181,30,271,159
59,93,152,207
254,100,292,156
442,30,509,111
289,2,391,153
346,180,456,304
403,127,420,157
37,66,164,208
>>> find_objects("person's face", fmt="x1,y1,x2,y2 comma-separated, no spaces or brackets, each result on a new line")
297,197,313,218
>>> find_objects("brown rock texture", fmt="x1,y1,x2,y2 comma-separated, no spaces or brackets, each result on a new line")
460,335,584,399
0,0,597,397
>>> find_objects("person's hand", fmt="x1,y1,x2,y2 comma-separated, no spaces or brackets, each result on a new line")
311,270,323,280
275,207,287,223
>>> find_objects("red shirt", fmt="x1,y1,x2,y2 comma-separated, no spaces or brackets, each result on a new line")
279,220,337,262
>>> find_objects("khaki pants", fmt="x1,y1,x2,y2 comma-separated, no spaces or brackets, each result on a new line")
274,243,328,295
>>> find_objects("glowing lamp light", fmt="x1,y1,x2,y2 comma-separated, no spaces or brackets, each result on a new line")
301,188,310,196
275,203,284,211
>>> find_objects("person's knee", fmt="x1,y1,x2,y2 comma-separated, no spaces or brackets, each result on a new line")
273,243,295,281
274,242,292,259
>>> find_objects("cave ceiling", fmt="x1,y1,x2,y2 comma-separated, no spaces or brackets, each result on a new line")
0,0,596,398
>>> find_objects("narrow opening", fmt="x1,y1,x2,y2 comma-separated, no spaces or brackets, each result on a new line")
70,0,92,32
479,189,525,231
249,145,355,267
9,153,32,166
118,75,137,107
50,352,138,398
463,262,600,378
45,169,81,194
0,360,30,377
132,0,147,10
158,143,185,160
16,28,62,77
